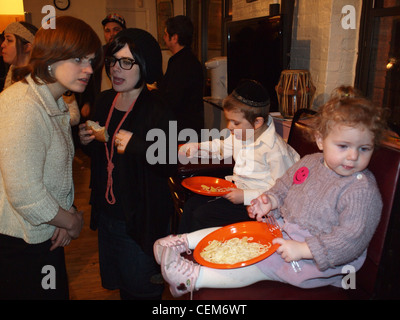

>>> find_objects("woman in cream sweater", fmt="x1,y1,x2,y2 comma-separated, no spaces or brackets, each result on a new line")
0,16,102,300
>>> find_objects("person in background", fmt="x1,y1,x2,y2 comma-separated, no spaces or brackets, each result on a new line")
78,28,176,300
154,94,387,298
0,16,102,300
0,31,9,91
177,80,299,232
79,13,127,123
157,15,204,141
100,13,127,93
1,21,37,91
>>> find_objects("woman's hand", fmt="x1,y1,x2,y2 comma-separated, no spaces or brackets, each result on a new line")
247,194,273,221
272,238,313,262
67,210,84,239
78,122,95,145
223,188,244,204
115,129,133,154
50,228,71,251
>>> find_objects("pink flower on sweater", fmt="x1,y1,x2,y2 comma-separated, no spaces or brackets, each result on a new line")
293,167,309,184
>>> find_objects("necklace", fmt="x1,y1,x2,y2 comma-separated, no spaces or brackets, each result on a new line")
104,93,137,204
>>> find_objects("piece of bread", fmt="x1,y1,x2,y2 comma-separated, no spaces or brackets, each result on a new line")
86,120,109,142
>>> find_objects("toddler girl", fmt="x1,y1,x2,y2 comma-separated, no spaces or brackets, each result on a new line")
155,95,387,298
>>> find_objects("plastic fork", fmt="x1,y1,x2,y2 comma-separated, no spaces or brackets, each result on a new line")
263,215,302,273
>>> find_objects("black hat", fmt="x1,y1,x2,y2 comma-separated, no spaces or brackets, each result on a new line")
232,79,270,108
102,13,126,29
115,28,162,84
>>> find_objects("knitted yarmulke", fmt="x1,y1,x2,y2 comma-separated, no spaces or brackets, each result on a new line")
232,79,270,107
115,28,162,84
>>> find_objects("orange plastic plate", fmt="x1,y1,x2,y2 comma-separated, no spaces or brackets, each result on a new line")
181,176,236,196
193,221,282,269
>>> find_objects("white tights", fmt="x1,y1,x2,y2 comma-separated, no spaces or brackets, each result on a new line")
186,228,272,289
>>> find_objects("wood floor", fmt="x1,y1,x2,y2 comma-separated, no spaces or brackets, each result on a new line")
65,149,178,300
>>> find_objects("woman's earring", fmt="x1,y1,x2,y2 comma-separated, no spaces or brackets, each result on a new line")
48,65,53,76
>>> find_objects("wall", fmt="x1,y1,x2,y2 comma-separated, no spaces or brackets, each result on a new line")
290,0,361,106
22,0,106,42
232,0,362,108
232,0,276,21
21,0,185,73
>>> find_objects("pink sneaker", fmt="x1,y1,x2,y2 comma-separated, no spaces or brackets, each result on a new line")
153,234,191,264
161,246,200,298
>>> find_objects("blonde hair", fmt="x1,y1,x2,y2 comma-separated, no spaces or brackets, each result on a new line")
311,96,388,147
329,85,362,99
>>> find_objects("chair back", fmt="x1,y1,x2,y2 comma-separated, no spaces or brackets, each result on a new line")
355,145,400,298
287,109,319,156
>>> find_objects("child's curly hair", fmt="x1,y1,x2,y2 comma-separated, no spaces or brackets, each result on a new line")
310,96,388,147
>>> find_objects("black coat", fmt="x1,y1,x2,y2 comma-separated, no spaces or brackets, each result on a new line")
157,47,205,137
83,87,177,255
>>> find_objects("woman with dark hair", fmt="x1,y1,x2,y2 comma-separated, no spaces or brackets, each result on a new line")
78,28,176,300
1,21,38,90
0,16,102,300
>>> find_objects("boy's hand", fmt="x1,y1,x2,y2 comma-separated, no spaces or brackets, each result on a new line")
223,188,244,204
178,143,199,158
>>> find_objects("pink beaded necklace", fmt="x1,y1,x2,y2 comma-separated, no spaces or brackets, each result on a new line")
104,93,137,204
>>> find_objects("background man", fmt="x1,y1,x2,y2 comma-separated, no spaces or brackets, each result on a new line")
158,15,205,142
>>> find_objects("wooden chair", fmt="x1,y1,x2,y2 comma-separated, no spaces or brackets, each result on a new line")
190,109,400,300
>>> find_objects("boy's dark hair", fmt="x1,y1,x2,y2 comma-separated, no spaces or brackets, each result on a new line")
165,15,194,47
223,79,270,125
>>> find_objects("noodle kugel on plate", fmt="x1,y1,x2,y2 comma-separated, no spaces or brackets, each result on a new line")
194,221,282,269
181,176,236,196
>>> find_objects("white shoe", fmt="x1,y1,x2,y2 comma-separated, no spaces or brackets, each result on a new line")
153,234,191,264
161,246,200,298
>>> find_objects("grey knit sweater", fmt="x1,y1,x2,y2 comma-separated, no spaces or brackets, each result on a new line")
0,75,74,244
266,153,382,271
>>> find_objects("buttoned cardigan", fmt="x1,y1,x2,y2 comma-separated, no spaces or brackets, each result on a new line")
0,75,75,244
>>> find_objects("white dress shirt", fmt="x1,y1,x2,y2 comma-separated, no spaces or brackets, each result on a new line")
198,116,300,205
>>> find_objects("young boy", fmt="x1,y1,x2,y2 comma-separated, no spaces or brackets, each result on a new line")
177,80,299,232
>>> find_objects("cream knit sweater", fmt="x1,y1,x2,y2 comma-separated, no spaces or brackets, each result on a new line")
0,75,75,244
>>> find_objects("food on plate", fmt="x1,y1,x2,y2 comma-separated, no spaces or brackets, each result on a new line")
200,237,271,265
200,184,231,193
86,120,109,142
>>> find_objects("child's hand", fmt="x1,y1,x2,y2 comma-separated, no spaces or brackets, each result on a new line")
247,194,273,221
178,143,199,158
272,238,313,262
223,188,244,204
